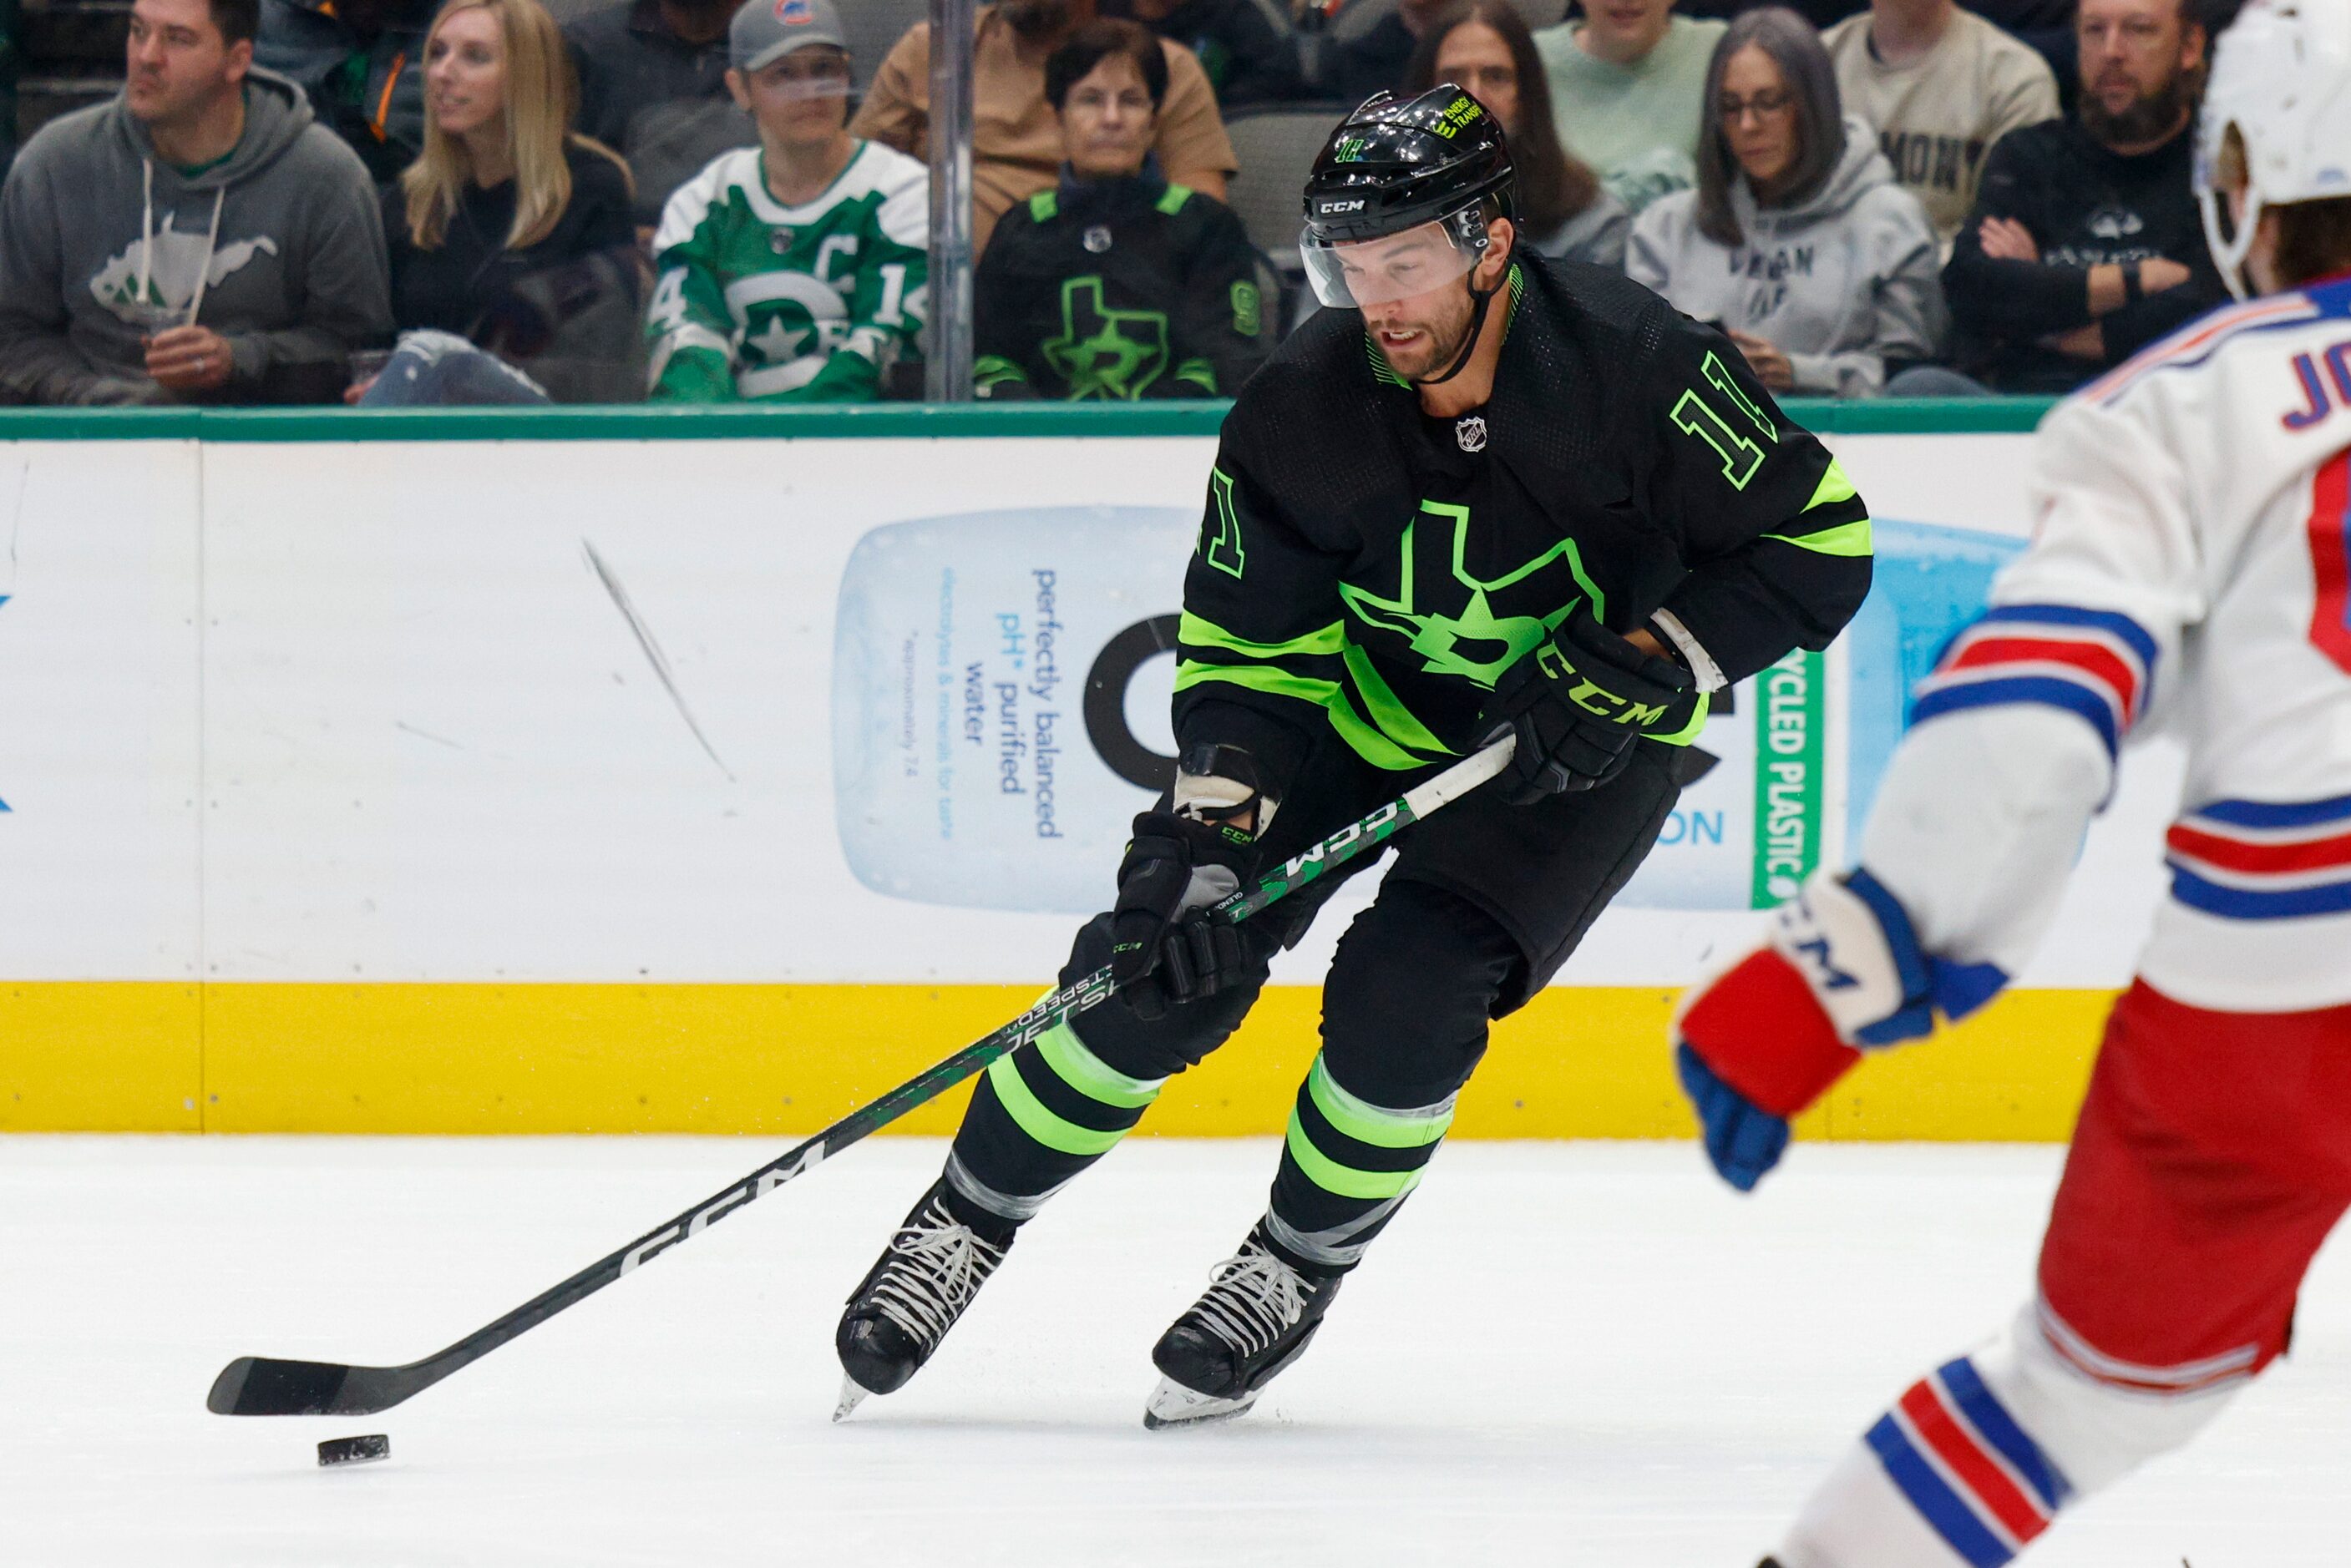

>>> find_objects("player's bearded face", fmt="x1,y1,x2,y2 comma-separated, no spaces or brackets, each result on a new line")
1342,228,1482,381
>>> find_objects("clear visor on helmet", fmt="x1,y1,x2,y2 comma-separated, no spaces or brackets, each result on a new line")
1301,218,1484,307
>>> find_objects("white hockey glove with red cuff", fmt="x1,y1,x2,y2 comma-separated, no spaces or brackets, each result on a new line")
1674,867,2009,1191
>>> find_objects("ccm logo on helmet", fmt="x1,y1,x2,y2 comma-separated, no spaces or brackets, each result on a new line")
1319,200,1366,215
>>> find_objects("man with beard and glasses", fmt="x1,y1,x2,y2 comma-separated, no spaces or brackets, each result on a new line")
1922,0,2227,394
853,0,1235,255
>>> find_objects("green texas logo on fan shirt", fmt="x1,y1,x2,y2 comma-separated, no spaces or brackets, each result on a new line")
1339,501,1606,687
1043,277,1170,400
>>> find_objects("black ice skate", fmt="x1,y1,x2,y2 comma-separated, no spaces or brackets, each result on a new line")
833,1181,1012,1420
1144,1222,1342,1429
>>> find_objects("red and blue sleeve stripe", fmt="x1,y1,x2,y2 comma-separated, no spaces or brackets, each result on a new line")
1908,604,2159,761
1863,1357,2073,1567
2080,291,2327,407
2166,792,2351,919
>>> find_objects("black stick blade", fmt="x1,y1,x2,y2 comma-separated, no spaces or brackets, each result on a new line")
209,1357,356,1416
210,1355,431,1416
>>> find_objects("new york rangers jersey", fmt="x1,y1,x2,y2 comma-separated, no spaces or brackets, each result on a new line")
1868,273,2351,1012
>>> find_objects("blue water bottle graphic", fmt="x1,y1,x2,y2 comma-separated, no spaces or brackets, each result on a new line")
832,507,1196,912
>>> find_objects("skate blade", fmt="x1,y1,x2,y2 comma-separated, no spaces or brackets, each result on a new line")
1142,1376,1259,1431
832,1376,874,1424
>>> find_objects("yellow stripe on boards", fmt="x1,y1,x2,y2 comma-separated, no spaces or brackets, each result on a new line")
0,981,2110,1140
0,983,204,1131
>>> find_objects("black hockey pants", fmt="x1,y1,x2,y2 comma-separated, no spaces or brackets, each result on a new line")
941,736,1681,1274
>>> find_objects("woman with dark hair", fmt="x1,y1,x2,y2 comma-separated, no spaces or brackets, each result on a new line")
1406,2,1628,271
1627,7,1943,397
972,18,1264,399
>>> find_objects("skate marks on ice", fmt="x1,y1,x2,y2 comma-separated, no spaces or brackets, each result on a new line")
1,1137,2346,1565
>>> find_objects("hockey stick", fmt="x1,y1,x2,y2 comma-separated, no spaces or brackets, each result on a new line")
206,736,1515,1419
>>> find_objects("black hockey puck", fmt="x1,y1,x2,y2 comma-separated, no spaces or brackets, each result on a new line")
317,1434,390,1468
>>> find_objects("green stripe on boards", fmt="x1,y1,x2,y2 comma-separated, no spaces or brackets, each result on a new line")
1305,1056,1453,1148
1284,1110,1426,1200
1035,1019,1165,1109
986,1052,1128,1156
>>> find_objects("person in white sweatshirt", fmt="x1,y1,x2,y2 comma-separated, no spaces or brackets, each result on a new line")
1628,6,1944,398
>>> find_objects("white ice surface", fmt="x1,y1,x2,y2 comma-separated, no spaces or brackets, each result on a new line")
4,1136,2346,1565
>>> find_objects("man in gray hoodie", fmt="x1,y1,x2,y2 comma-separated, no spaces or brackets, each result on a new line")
0,0,392,406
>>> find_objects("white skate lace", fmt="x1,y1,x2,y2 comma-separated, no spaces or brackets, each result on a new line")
869,1199,1008,1349
1189,1242,1307,1357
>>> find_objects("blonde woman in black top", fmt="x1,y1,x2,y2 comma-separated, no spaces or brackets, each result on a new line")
356,0,642,403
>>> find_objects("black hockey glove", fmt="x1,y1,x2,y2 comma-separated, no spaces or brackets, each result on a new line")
1477,604,1701,804
1108,747,1274,1021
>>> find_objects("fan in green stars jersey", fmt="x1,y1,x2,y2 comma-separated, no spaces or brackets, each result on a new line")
645,0,926,402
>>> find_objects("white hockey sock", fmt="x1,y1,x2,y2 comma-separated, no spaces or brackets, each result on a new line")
1772,1302,2246,1566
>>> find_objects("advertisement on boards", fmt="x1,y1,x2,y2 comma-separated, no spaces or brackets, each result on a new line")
3,426,2171,1000
831,508,2017,917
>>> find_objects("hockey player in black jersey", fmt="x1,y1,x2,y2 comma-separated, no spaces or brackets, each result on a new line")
835,83,1874,1429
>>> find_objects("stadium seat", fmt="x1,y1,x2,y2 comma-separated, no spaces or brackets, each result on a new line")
1223,102,1349,266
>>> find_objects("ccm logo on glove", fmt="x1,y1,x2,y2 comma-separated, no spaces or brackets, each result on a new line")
1478,604,1704,802
1536,642,1685,729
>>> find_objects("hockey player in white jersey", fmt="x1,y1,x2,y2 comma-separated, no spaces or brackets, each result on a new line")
1668,2,2351,1562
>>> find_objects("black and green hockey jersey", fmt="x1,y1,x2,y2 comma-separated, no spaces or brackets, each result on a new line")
973,168,1266,402
1173,255,1873,794
646,140,927,402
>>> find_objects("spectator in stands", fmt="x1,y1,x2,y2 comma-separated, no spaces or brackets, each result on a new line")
1970,0,2078,95
1913,0,2222,393
1407,1,1629,270
854,0,1237,255
355,0,641,405
1101,0,1304,107
1535,0,1726,214
1629,8,1943,397
1822,0,2060,248
1321,0,1450,103
0,0,390,405
565,0,750,229
646,0,925,401
256,0,436,185
974,18,1263,399
1682,0,2072,84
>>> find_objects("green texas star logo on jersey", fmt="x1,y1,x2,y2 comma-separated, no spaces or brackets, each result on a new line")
1042,277,1170,400
1338,502,1607,686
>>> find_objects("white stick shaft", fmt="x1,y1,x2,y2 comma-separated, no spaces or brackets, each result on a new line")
1401,736,1516,821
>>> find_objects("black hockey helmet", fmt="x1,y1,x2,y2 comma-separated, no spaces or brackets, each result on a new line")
1300,86,1516,308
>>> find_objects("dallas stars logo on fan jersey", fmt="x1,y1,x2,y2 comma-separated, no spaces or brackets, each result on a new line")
1042,278,1171,400
646,142,928,403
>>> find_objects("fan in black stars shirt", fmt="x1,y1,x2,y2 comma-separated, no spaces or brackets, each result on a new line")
973,18,1267,401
